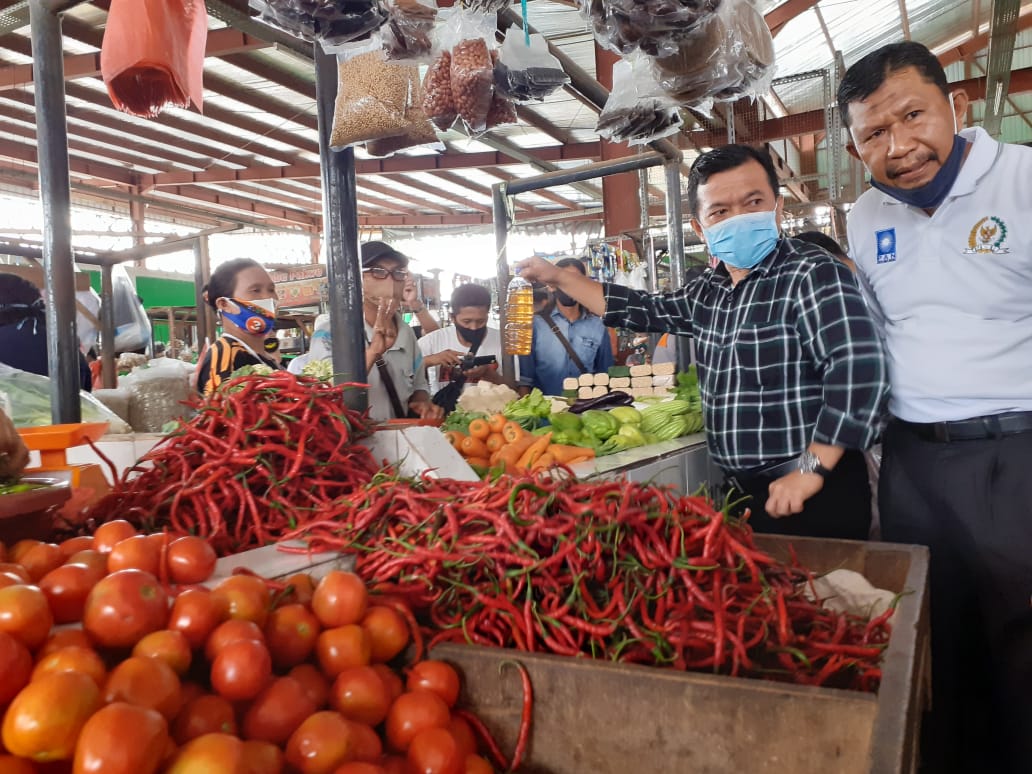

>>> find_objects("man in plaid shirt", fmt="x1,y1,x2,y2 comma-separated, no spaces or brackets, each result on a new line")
519,145,888,539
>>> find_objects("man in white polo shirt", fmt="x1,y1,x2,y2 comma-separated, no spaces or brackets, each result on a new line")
840,41,1032,773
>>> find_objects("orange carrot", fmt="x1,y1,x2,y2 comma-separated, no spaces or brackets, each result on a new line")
467,418,491,441
495,433,537,468
460,435,489,459
516,432,552,469
501,421,524,444
549,444,595,465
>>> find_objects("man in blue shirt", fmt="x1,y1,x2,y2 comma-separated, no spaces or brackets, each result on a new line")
518,258,613,395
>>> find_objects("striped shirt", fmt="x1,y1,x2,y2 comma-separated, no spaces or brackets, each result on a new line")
196,336,280,396
602,237,888,471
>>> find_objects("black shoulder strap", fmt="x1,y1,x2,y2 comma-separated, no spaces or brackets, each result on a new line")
538,311,588,374
374,357,407,419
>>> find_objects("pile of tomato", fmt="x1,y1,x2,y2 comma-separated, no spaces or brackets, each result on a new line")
0,520,498,774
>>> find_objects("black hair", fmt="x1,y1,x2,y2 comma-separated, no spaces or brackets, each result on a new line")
554,258,588,275
206,258,263,310
0,273,44,328
686,145,781,217
837,41,949,129
450,283,491,311
793,231,847,259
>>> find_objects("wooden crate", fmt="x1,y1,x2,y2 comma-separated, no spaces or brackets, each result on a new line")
432,536,930,774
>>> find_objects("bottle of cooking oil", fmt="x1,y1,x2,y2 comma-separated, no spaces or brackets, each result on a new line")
503,271,534,356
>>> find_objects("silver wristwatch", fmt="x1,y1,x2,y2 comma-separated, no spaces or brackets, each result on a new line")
798,451,832,478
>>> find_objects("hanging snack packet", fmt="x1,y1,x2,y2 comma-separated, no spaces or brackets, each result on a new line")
422,51,458,132
381,0,437,62
249,0,388,50
330,40,418,148
595,54,683,146
494,32,570,103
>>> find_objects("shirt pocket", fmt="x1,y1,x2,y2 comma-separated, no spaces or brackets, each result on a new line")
733,323,793,388
571,334,599,365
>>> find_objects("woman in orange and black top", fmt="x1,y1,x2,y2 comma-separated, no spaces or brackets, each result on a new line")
196,259,283,396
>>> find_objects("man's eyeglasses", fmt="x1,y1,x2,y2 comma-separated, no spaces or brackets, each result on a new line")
364,267,409,281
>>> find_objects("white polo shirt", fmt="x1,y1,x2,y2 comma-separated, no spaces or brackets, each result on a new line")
847,127,1032,423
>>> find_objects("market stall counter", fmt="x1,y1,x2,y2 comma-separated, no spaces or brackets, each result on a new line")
568,431,711,491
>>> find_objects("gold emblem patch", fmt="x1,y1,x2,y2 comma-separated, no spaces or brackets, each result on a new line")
965,216,1010,254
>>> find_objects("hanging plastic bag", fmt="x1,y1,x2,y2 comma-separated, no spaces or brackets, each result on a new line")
100,0,207,117
457,0,510,11
596,55,683,146
433,9,498,135
494,32,570,103
249,0,388,51
0,364,132,434
109,265,152,355
486,91,518,129
381,0,437,62
330,40,421,148
365,85,443,157
584,0,721,59
422,51,458,132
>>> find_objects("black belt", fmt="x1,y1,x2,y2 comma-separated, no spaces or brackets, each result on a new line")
724,456,799,492
895,411,1032,443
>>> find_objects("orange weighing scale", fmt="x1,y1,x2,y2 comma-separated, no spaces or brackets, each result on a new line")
16,422,112,519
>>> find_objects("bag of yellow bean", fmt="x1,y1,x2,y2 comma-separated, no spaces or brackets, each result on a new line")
330,41,418,149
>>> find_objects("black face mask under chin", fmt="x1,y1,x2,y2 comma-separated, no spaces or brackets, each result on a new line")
455,324,487,349
554,290,577,307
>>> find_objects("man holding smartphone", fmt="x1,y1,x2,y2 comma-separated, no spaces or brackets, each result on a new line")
418,284,506,405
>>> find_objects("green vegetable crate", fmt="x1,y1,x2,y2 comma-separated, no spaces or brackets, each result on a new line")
433,535,930,774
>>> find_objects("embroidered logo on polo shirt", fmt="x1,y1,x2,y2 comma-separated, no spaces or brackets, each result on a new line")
964,216,1010,254
875,228,896,264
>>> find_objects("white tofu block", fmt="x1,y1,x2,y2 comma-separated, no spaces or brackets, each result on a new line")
578,386,594,398
610,377,631,389
578,373,594,387
631,376,653,388
629,364,653,377
562,377,580,391
592,385,608,397
631,387,652,398
593,373,610,386
652,362,676,376
652,374,675,387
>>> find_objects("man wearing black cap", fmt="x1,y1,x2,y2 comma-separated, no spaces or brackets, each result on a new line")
360,241,442,422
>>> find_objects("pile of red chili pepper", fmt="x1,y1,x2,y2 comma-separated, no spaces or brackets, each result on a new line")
284,473,893,692
87,372,382,554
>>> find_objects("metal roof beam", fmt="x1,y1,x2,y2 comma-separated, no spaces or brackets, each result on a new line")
0,136,135,184
358,180,456,215
431,170,537,212
396,174,493,214
483,166,583,210
151,185,318,227
765,0,820,37
937,4,1032,65
355,211,603,228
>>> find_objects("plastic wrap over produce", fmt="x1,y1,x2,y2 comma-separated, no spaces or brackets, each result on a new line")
248,0,388,49
651,0,774,109
119,359,194,433
583,0,721,57
494,32,570,103
595,54,683,146
0,364,131,434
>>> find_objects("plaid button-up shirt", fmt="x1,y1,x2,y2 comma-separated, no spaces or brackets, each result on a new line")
603,237,888,471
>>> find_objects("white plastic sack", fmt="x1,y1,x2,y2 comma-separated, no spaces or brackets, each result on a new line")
120,358,193,433
110,265,151,354
0,363,131,433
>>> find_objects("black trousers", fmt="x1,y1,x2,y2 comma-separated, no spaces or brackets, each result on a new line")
880,422,1032,773
726,449,871,540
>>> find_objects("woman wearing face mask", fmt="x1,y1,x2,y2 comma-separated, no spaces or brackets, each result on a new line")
517,144,889,542
196,258,283,396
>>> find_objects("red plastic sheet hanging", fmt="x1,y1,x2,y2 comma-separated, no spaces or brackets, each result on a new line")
100,0,207,118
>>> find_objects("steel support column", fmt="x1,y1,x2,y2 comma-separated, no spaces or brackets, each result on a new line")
29,0,79,423
493,184,514,381
664,162,691,370
193,236,216,345
314,46,366,410
99,263,116,389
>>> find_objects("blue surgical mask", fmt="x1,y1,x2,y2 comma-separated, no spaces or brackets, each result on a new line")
869,134,968,210
702,209,780,270
220,297,277,336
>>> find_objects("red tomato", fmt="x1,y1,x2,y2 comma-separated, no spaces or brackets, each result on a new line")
312,571,368,629
346,721,383,763
385,691,451,753
0,570,25,588
210,639,272,702
316,625,372,678
372,664,404,702
1,671,101,761
63,550,108,576
166,537,217,585
333,763,387,774
406,728,463,774
164,733,246,774
210,575,271,628
18,542,63,582
38,629,92,657
0,629,31,705
0,584,54,650
266,603,321,670
38,563,105,624
285,711,356,774
241,740,285,774
361,606,409,663
0,562,30,582
242,676,316,745
82,570,168,649
72,702,169,774
0,754,37,773
91,520,137,554
132,630,192,676
32,646,107,688
447,717,476,762
57,535,93,557
103,656,183,721
281,572,316,607
289,663,331,709
9,539,41,563
464,755,493,774
169,588,227,651
171,693,237,745
204,619,264,662
406,661,461,708
330,666,391,726
381,756,407,774
106,535,161,576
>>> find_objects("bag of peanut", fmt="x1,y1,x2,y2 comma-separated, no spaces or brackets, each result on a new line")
430,8,498,135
